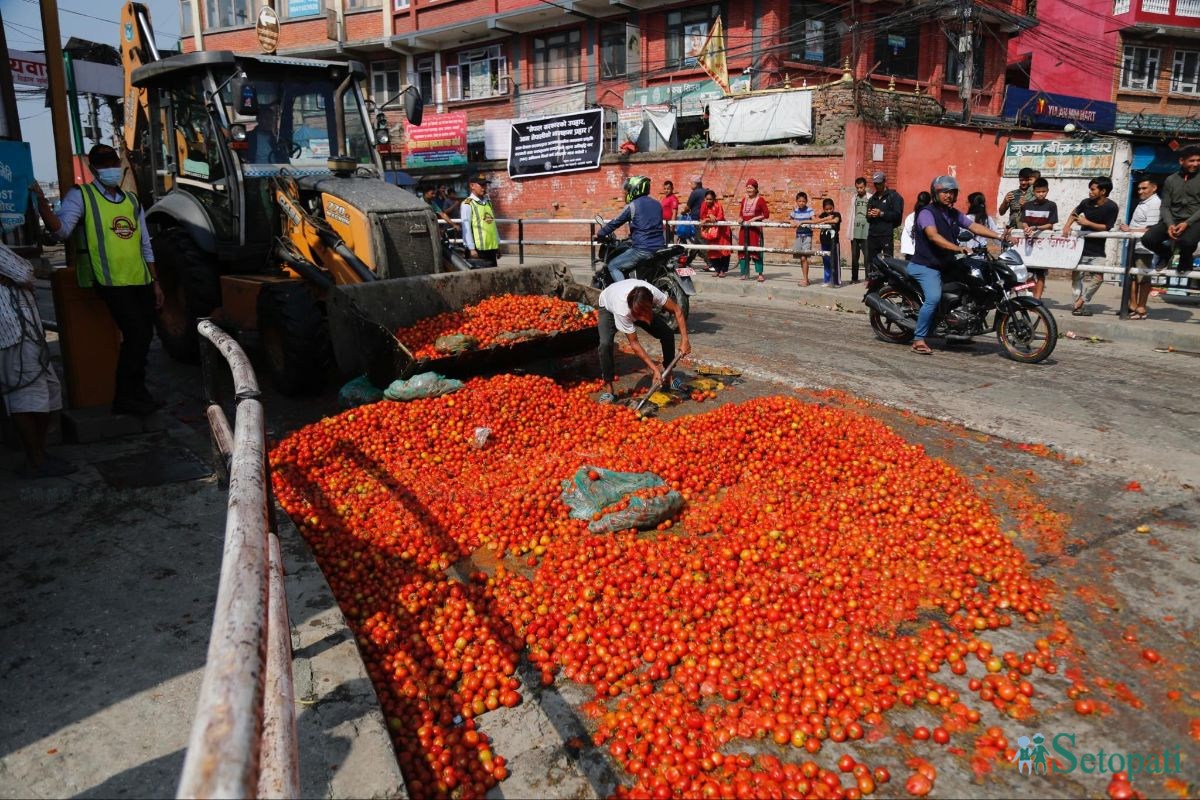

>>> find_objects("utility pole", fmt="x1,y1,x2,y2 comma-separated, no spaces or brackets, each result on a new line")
959,0,975,123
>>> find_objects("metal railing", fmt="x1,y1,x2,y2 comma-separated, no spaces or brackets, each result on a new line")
179,320,299,799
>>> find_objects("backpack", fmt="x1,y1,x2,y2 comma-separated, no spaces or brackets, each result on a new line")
675,212,697,238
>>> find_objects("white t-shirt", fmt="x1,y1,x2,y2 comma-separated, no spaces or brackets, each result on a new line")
900,211,918,256
1130,194,1161,254
599,279,668,334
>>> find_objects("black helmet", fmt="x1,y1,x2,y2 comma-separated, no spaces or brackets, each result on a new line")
624,176,651,203
930,175,960,202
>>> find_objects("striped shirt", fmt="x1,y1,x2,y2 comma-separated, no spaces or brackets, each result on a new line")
0,244,40,350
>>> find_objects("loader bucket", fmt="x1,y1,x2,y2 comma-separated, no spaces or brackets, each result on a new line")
328,260,601,387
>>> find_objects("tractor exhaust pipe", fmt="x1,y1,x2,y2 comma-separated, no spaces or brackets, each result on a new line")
864,292,916,330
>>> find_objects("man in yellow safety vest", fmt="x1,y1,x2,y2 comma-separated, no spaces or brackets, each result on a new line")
460,176,500,267
33,144,164,416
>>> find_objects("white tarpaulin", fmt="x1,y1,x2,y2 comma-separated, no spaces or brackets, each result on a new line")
708,91,812,144
8,50,123,96
1012,233,1085,269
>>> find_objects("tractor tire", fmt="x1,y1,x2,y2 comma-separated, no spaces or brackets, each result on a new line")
153,227,222,363
257,281,332,396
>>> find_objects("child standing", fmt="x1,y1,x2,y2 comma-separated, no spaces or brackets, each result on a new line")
790,191,815,286
813,198,842,286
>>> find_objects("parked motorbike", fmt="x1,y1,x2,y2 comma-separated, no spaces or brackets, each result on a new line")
862,232,1057,363
591,216,695,332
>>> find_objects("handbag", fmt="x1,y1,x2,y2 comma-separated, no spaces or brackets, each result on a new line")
675,212,697,239
701,223,721,242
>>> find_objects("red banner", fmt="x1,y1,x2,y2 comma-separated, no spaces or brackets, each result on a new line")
404,111,468,169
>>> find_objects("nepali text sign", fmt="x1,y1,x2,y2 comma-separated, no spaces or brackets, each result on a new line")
1012,233,1084,270
1002,87,1117,132
9,50,48,88
508,109,603,179
404,111,468,169
1003,140,1116,178
0,141,35,233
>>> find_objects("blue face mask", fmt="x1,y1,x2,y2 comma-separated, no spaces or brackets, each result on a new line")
96,167,123,187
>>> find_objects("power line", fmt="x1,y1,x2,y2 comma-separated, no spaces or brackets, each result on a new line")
17,0,182,40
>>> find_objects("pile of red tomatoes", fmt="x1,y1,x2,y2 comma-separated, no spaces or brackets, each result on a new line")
394,294,597,360
270,374,1062,799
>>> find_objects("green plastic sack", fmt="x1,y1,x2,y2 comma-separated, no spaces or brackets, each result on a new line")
560,465,684,534
337,375,385,409
384,372,464,401
588,492,684,535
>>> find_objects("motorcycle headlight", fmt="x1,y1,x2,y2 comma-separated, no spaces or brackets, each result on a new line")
969,266,984,280
1011,263,1029,282
1000,248,1024,265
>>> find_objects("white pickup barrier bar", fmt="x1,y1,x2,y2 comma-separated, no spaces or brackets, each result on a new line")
180,320,300,800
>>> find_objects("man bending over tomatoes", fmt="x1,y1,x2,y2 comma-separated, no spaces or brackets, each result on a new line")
596,279,691,404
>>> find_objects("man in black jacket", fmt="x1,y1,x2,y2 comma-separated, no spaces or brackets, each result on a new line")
865,171,904,273
1141,144,1200,273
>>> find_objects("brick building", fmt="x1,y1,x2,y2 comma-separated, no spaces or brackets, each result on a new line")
184,0,1035,251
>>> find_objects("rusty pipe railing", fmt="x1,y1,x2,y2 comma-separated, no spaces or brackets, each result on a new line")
179,319,299,799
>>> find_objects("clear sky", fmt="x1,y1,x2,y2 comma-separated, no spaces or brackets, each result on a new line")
3,0,182,180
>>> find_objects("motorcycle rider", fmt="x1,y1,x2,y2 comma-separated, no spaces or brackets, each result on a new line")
596,176,665,283
908,175,1007,355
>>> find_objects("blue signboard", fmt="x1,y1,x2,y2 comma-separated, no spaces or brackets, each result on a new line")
0,141,35,234
1002,87,1117,132
287,0,321,18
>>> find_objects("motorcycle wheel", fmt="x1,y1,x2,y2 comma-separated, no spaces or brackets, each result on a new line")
997,304,1058,363
869,288,917,343
652,274,689,332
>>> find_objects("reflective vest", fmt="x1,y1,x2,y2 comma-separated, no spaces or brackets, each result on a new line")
464,196,499,251
73,184,151,288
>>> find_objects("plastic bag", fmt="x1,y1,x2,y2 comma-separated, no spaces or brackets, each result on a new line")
588,492,684,535
384,372,464,401
434,333,480,355
560,465,664,521
472,427,492,449
493,329,546,343
337,375,385,409
676,212,697,239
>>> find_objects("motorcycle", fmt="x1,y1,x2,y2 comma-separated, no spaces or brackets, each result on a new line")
862,232,1058,363
591,215,696,332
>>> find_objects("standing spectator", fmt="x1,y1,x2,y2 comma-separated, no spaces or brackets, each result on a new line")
422,184,455,230
814,198,842,286
736,179,770,282
1062,176,1120,316
0,242,74,478
900,192,933,258
1141,144,1200,274
436,184,451,210
850,177,870,282
680,176,708,268
32,144,164,417
699,189,732,277
966,192,1003,249
443,187,463,219
865,171,904,274
460,176,500,267
685,176,707,220
1020,178,1058,299
790,191,815,286
661,180,679,242
999,168,1036,230
1121,177,1162,319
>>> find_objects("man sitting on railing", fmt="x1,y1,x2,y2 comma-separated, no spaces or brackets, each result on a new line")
1142,144,1200,276
596,176,664,283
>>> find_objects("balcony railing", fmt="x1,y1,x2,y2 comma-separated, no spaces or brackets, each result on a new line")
1142,0,1170,12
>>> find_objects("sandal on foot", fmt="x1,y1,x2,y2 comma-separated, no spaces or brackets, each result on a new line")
800,279,810,287
911,342,934,355
1127,311,1146,320
756,275,765,283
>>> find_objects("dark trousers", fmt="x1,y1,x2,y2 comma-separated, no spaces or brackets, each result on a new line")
866,233,894,276
1142,221,1200,271
598,308,675,385
473,249,499,267
95,284,155,404
850,238,867,281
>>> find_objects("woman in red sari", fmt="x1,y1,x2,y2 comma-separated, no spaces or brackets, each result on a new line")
737,179,770,282
699,189,732,277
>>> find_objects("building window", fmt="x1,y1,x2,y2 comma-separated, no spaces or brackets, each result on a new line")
1113,0,1130,12
532,29,582,87
1121,45,1160,90
666,4,723,70
204,0,252,29
371,61,402,105
346,0,381,10
447,45,508,101
394,0,409,8
600,21,632,78
789,2,841,67
412,56,435,106
278,0,323,20
945,32,985,86
180,0,194,36
874,24,920,79
1171,49,1200,93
